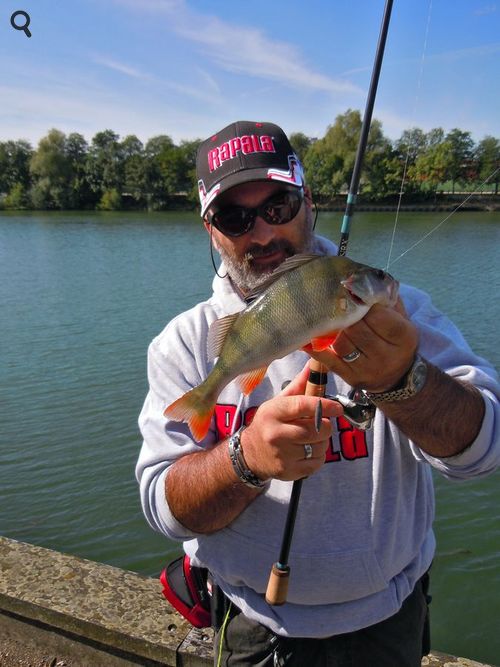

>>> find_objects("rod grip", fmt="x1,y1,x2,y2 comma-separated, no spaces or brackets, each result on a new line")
305,359,328,397
265,564,290,606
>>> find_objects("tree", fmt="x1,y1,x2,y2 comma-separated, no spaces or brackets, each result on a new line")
30,129,72,208
143,135,175,209
414,140,454,192
475,136,500,194
3,182,30,209
66,133,92,208
426,128,445,147
0,140,33,195
303,110,391,199
98,188,122,210
394,128,427,164
303,143,344,198
444,129,475,192
289,132,314,163
121,135,146,207
86,130,123,202
303,110,363,197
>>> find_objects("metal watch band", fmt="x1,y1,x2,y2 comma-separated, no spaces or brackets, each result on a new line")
363,354,428,404
228,426,267,489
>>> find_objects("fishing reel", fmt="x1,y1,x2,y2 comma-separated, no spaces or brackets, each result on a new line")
326,389,376,430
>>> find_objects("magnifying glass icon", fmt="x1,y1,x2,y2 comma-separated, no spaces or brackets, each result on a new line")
10,10,32,38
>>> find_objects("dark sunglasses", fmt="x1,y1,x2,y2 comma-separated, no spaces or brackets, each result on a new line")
207,188,304,237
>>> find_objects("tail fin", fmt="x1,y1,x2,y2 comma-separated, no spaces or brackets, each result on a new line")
164,387,215,443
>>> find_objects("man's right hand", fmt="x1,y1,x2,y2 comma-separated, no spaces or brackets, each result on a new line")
241,364,343,482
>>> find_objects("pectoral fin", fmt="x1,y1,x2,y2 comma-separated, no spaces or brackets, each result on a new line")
307,332,339,352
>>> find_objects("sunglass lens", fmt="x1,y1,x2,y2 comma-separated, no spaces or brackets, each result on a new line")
210,189,303,237
262,191,302,225
213,207,252,237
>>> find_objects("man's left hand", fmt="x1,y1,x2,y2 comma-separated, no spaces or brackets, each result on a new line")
307,299,419,392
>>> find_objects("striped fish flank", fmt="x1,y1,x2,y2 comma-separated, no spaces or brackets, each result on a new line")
164,254,398,441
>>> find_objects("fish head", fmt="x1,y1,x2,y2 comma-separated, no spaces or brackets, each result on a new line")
341,264,399,308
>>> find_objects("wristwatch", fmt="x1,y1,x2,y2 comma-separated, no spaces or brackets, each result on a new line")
363,354,428,404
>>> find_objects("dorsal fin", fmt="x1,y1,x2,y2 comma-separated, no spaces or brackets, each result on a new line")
207,312,240,360
246,253,322,300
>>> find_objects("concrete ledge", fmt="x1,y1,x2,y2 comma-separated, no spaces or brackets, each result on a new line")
0,536,209,666
0,537,494,666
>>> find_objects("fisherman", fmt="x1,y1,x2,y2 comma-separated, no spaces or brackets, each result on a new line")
136,120,500,667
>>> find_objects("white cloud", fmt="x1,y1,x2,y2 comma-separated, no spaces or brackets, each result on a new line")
0,80,209,145
91,56,150,79
427,42,500,63
109,0,361,95
90,55,223,104
474,4,497,16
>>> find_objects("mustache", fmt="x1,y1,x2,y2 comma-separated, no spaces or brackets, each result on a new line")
244,239,296,262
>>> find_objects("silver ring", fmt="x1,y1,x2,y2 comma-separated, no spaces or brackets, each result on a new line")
343,349,361,363
303,444,313,460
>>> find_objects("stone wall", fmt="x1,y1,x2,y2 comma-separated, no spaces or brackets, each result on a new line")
0,537,493,667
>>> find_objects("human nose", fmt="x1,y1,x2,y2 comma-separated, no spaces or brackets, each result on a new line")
250,214,276,244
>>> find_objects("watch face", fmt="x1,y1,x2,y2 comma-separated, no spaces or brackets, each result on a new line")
410,358,427,392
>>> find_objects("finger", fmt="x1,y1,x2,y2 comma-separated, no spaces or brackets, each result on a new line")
279,363,310,397
394,296,407,317
280,395,343,421
352,304,414,346
305,346,345,373
328,331,364,361
283,419,333,445
294,440,329,462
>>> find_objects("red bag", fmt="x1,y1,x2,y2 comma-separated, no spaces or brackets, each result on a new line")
160,555,212,628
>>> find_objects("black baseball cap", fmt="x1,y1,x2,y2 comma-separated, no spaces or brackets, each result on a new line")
196,120,304,217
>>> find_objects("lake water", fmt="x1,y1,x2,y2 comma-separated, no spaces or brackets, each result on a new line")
0,210,499,663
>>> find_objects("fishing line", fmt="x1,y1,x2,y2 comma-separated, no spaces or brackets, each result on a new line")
215,602,233,667
387,165,500,267
209,224,228,279
386,0,434,270
231,393,245,437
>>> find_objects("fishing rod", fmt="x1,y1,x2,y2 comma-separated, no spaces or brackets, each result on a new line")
265,0,394,606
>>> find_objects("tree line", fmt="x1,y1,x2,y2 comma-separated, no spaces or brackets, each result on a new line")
0,110,498,211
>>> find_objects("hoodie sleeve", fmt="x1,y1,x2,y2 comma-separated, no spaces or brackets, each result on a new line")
401,285,500,480
136,305,219,541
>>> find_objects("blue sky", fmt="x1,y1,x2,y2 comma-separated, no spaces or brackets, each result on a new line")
0,0,498,147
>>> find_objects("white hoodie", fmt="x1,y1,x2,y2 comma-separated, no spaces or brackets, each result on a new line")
136,236,500,638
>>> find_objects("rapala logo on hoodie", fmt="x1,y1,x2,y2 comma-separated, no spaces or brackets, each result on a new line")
208,135,276,172
214,404,368,463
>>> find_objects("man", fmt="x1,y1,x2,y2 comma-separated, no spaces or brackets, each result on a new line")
137,120,500,666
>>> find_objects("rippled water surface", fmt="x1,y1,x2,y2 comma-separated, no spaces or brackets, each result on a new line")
0,210,499,663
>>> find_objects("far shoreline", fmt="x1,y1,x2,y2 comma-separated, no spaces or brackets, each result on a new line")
1,194,499,215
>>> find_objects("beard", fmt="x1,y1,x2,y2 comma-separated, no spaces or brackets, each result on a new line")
216,220,315,294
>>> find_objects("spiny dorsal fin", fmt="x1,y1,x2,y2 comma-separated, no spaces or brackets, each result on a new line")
207,312,240,360
246,253,322,300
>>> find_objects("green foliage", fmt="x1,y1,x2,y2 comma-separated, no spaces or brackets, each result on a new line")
475,136,500,194
1,116,498,211
98,188,122,210
289,132,313,163
4,183,30,209
0,140,33,195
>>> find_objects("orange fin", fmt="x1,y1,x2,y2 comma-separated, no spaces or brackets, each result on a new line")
164,389,215,443
238,366,268,395
309,332,338,352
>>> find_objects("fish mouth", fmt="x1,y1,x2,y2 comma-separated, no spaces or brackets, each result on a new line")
341,279,366,305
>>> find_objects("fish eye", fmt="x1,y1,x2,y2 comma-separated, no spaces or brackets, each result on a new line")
376,269,386,279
